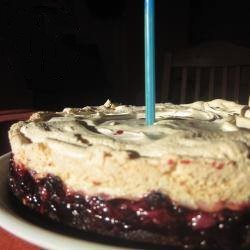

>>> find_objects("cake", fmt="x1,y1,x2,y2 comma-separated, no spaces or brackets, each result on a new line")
8,99,250,249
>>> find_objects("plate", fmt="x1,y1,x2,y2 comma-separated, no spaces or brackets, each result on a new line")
0,153,147,250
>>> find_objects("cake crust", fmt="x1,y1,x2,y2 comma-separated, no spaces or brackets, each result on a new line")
9,159,249,250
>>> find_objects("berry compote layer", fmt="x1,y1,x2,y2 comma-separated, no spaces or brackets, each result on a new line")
9,159,250,250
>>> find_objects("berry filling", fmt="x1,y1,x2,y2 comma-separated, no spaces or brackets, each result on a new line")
9,159,250,250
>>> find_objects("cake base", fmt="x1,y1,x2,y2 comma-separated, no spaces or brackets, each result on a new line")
9,159,250,250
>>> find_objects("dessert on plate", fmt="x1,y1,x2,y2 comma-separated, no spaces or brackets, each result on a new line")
8,99,250,249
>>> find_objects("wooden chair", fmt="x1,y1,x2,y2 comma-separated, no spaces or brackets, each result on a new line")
160,41,250,104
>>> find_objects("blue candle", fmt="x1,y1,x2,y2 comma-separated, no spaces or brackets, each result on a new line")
145,0,156,125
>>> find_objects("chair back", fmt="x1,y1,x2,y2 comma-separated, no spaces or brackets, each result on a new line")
161,41,250,104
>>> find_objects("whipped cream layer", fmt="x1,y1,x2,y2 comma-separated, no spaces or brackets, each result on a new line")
9,99,250,212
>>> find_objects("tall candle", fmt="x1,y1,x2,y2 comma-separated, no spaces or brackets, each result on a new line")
145,0,156,125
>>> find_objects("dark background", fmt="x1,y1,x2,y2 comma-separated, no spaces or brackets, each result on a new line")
1,0,250,110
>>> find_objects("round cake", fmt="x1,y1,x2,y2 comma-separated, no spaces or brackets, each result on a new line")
8,99,250,249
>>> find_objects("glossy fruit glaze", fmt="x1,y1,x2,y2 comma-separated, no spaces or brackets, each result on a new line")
9,159,250,250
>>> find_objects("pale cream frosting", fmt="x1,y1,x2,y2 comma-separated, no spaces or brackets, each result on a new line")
8,99,250,212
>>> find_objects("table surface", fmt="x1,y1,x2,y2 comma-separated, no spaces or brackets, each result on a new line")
0,110,40,249
0,227,39,250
